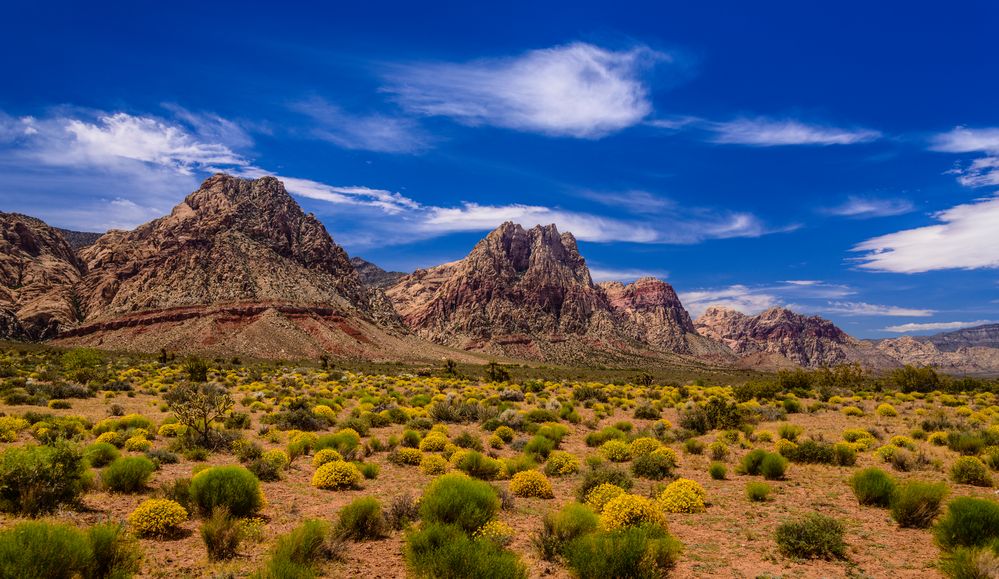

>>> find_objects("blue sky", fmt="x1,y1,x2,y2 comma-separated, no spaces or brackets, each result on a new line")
1,1,997,338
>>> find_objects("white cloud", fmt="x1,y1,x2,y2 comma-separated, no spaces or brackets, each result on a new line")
233,166,421,214
589,267,670,283
882,320,996,333
931,127,999,154
852,194,999,273
711,117,881,146
824,196,914,218
290,97,430,153
821,301,934,317
680,285,780,318
384,42,668,138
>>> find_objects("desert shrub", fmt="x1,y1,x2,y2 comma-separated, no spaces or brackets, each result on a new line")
524,435,555,459
774,513,846,560
532,502,599,561
629,437,661,458
890,481,948,528
315,429,361,456
163,382,234,448
312,448,343,467
951,457,993,487
420,454,449,475
502,453,537,476
564,525,682,579
386,494,420,530
678,397,744,434
599,494,667,530
335,497,387,541
585,427,626,447
190,466,263,517
600,440,631,462
129,498,188,537
747,481,771,502
157,477,193,512
543,451,579,476
454,451,503,480
475,520,514,546
656,478,707,514
249,450,289,482
876,403,898,417
683,438,705,454
850,468,896,507
935,497,999,551
632,448,677,481
0,442,87,515
258,519,342,579
388,447,423,466
576,465,633,502
510,470,554,498
709,462,727,480
405,523,527,579
777,423,803,442
103,456,155,493
760,452,788,480
737,449,767,475
939,546,999,579
312,461,364,490
0,521,93,578
420,473,499,534
200,507,242,561
88,521,143,579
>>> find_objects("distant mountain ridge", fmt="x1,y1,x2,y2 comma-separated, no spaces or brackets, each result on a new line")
350,257,406,289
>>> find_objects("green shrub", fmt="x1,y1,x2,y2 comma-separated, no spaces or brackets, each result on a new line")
503,454,538,476
84,442,120,468
683,438,704,455
850,468,896,507
737,449,767,475
746,482,771,502
531,502,599,561
524,435,556,459
576,465,634,502
335,497,387,541
419,473,499,534
709,462,727,480
774,513,846,560
0,521,92,578
87,521,143,579
405,523,527,579
190,466,263,518
760,453,788,480
564,525,682,579
939,545,999,579
102,456,155,493
454,451,503,480
631,451,675,480
951,457,993,487
935,497,999,551
0,442,87,515
585,427,626,447
201,507,242,561
890,481,948,528
257,519,341,579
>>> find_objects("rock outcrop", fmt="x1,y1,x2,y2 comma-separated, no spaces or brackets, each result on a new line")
875,332,999,375
695,306,895,368
350,257,406,290
0,212,85,340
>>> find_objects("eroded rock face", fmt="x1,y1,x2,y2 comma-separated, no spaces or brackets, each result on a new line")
599,277,698,354
350,257,406,290
875,334,999,374
76,174,397,326
0,212,84,339
694,305,891,368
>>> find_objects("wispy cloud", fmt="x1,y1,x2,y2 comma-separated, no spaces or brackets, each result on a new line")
882,320,996,333
576,189,674,214
383,42,669,138
289,96,430,153
589,266,670,283
679,281,856,318
820,301,934,317
930,127,999,154
852,194,999,273
710,117,881,147
823,195,914,218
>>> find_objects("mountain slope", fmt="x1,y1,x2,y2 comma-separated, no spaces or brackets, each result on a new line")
56,174,479,361
695,306,896,369
351,257,406,290
0,212,84,340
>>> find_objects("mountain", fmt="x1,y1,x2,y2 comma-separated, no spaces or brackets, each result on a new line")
55,228,103,250
350,257,406,289
694,306,896,369
384,222,719,364
926,323,999,352
0,212,85,340
874,324,999,375
56,174,476,361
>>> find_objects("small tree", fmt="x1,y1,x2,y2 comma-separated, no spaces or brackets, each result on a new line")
164,383,234,447
185,357,210,382
485,362,511,383
443,359,458,377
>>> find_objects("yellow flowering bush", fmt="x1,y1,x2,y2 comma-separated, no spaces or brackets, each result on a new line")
312,448,343,467
312,404,337,422
876,403,898,417
489,434,505,449
494,425,515,442
585,483,626,512
601,439,631,462
262,449,290,471
0,417,29,442
928,431,949,446
509,470,554,498
656,478,707,513
599,494,667,531
543,451,579,476
312,461,363,490
629,437,661,458
775,438,798,456
420,454,448,475
475,520,514,546
157,423,186,437
842,406,864,417
96,431,123,447
419,433,449,452
889,435,917,451
393,447,424,466
124,436,151,452
128,498,188,536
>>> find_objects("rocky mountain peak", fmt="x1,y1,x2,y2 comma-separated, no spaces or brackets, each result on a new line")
599,277,699,354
